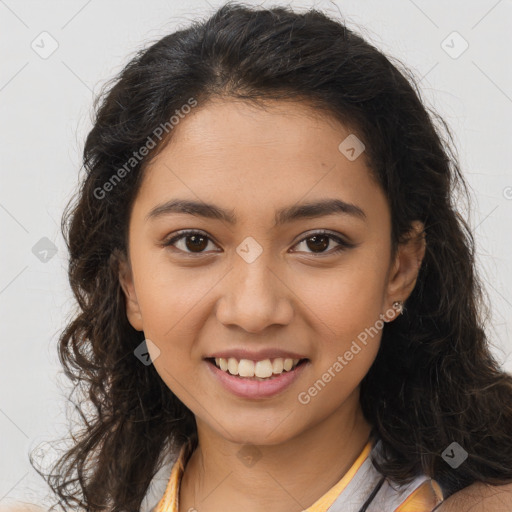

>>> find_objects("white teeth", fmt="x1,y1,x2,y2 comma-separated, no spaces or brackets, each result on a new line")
238,359,254,377
272,358,284,373
212,357,303,378
254,359,273,378
228,357,238,375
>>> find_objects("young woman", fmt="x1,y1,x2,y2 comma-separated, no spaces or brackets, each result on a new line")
33,3,512,512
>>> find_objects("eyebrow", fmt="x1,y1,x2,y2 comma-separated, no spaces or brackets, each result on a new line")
145,198,366,226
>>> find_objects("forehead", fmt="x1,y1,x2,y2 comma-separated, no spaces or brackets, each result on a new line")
160,98,361,168
134,98,387,226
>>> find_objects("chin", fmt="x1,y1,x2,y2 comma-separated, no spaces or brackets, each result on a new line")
216,423,297,447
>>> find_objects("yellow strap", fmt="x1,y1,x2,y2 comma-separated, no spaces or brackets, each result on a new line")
154,438,444,512
154,441,191,512
306,440,373,512
396,478,444,511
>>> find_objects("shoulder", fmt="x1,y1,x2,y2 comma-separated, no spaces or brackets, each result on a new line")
0,504,47,511
437,481,512,511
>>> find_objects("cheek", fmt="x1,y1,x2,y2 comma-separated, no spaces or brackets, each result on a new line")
131,248,218,337
303,309,381,412
128,251,210,383
302,255,388,334
301,254,387,380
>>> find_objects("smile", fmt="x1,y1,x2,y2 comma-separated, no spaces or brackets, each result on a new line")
205,357,310,399
209,356,305,379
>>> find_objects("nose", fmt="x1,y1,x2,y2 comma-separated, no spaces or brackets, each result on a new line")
215,250,294,333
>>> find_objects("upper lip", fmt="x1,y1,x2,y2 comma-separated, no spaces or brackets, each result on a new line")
204,348,308,361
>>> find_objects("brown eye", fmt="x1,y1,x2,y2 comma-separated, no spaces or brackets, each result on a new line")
163,230,218,254
163,229,354,257
293,231,353,255
184,234,209,252
304,234,330,253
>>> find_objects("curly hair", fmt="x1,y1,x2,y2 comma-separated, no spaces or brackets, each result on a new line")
32,3,512,511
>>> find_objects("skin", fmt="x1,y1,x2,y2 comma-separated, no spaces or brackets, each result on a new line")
437,482,512,511
118,98,427,512
0,507,46,512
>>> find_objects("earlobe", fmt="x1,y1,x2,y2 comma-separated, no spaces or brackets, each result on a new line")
385,220,426,316
117,253,144,331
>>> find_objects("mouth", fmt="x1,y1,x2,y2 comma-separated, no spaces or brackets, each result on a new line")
204,357,309,381
204,356,310,399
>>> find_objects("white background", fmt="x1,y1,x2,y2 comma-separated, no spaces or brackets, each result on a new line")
1,0,511,508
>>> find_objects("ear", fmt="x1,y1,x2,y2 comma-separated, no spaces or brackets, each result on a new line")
117,251,144,331
384,220,426,320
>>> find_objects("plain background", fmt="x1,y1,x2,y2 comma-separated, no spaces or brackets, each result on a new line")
1,0,511,508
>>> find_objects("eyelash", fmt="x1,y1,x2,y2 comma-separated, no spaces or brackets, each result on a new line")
161,229,355,256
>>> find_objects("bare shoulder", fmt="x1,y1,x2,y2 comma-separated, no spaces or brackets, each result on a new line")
0,504,47,512
437,481,512,511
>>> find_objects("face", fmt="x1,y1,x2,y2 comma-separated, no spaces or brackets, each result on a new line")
119,98,425,446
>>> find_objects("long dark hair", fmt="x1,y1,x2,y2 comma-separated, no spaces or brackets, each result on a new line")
33,3,512,510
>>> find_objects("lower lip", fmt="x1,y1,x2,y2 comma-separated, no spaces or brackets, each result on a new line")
205,359,309,399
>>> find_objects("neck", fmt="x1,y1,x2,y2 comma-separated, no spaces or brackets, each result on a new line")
178,390,373,512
